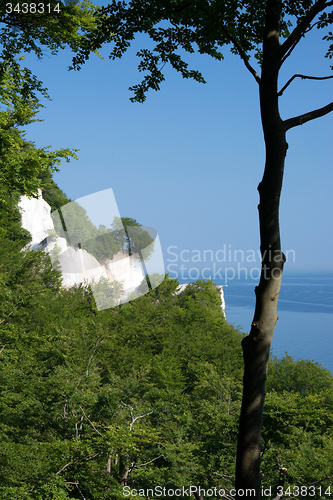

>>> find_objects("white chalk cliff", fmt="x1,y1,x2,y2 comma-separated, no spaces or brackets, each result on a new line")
18,190,146,305
18,190,225,315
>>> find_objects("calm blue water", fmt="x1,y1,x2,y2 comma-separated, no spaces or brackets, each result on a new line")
179,271,333,374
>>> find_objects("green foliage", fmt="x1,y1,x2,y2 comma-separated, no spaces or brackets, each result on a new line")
267,353,333,395
0,61,78,203
71,0,332,102
1,210,332,498
0,0,102,71
51,202,152,263
260,355,333,496
0,226,245,499
111,217,155,258
0,0,102,204
0,191,31,243
261,390,333,497
38,169,72,213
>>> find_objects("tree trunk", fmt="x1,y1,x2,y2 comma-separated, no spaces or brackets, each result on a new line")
119,455,130,486
193,492,205,500
235,1,286,498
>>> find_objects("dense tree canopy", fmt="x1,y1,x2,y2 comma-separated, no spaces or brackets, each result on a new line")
1,212,333,499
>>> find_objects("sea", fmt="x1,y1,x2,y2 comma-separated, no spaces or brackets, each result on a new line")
179,270,333,374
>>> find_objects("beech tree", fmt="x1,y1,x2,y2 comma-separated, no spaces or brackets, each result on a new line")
70,1,333,498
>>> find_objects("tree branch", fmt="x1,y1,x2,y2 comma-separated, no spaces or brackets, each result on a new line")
79,406,103,437
311,475,333,486
85,340,102,378
55,452,102,476
120,401,153,431
55,461,76,476
0,306,19,325
220,26,261,84
126,454,166,476
193,2,260,84
284,101,333,130
133,454,166,469
279,0,331,62
75,483,87,500
129,411,153,431
278,74,333,96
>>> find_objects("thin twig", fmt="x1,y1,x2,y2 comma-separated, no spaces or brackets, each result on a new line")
55,461,75,476
191,2,260,84
55,452,102,476
221,26,261,84
79,406,103,437
311,474,333,486
133,454,166,469
85,340,102,378
75,483,87,500
0,306,19,325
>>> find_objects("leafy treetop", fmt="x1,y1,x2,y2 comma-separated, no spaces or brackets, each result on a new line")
72,0,333,103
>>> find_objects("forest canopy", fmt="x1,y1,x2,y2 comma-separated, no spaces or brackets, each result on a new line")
0,184,333,499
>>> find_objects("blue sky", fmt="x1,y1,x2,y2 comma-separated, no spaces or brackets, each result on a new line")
21,4,333,277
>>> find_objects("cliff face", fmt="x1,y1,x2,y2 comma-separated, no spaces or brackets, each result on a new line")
18,190,225,316
18,190,145,307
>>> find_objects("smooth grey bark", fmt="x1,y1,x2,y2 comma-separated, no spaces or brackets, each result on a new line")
235,1,287,498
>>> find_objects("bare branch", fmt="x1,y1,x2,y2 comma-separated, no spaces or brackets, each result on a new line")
133,454,166,469
55,452,101,476
304,20,321,33
75,483,87,500
120,401,134,412
284,101,333,130
129,411,153,431
0,306,19,326
120,401,153,431
278,74,333,96
55,461,76,476
0,344,7,355
79,406,103,437
85,340,102,378
279,73,333,95
311,475,333,486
